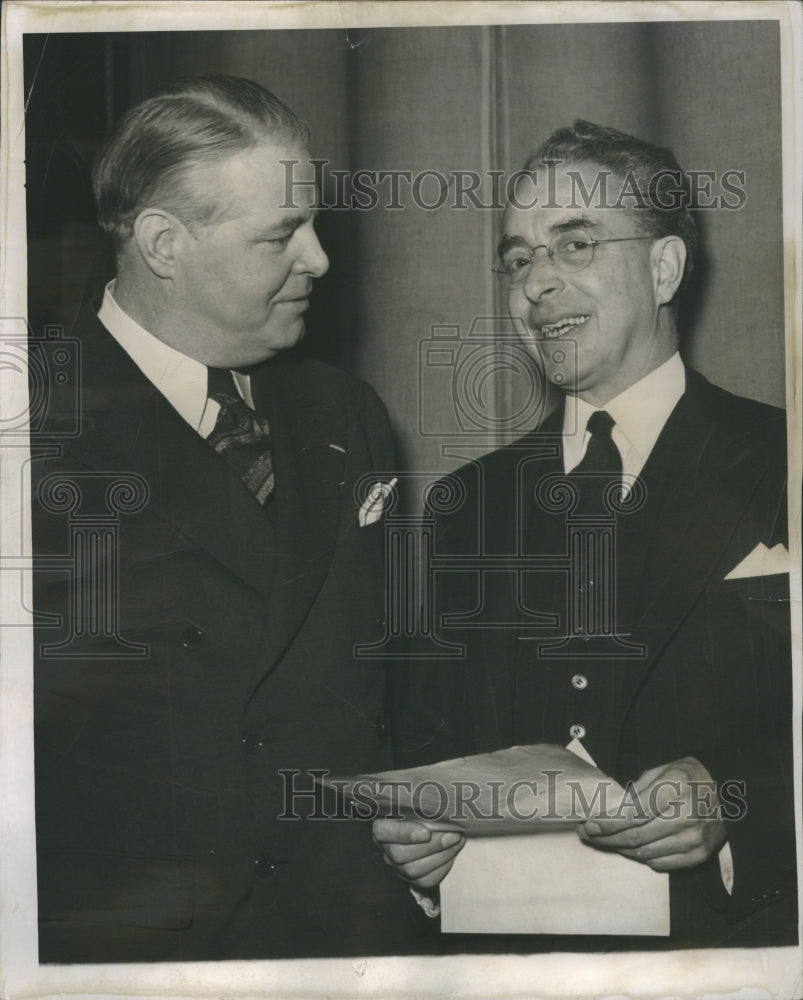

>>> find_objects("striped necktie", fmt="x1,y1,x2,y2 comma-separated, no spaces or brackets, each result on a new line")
206,367,275,505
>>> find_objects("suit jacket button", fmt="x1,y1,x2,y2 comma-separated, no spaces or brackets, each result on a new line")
254,853,281,878
242,734,267,754
569,723,586,739
375,715,388,742
751,887,782,905
181,626,204,650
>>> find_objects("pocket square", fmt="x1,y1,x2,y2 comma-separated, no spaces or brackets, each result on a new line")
358,477,398,526
724,542,791,580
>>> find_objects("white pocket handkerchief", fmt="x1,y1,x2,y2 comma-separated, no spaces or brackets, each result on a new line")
358,477,398,527
724,542,791,580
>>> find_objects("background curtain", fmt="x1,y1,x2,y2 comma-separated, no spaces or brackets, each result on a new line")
24,21,784,493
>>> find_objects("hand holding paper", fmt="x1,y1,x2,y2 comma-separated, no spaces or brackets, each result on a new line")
372,820,465,890
356,744,672,935
578,755,726,870
361,743,630,892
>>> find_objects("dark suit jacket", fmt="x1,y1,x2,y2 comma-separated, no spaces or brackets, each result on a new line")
396,369,797,951
32,296,430,962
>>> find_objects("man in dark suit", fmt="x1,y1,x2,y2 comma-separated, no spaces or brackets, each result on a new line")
374,121,797,949
31,75,419,962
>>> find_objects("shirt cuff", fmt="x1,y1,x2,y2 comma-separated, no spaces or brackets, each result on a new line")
410,886,440,918
718,840,734,895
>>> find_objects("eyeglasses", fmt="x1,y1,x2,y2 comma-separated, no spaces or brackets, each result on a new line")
492,231,651,286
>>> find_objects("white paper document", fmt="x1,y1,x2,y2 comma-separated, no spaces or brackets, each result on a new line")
327,741,670,935
440,831,670,936
438,740,670,936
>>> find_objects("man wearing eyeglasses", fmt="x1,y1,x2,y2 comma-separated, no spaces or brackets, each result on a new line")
374,121,796,949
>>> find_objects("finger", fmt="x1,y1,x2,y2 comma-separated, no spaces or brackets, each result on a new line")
578,813,651,840
405,854,460,891
616,829,701,862
382,830,464,867
385,841,464,882
579,815,687,849
372,819,432,846
384,839,465,882
638,847,711,872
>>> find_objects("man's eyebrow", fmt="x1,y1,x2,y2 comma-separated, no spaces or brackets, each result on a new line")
497,217,600,256
496,234,530,257
550,216,599,234
258,210,317,238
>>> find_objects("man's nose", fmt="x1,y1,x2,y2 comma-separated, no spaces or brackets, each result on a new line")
296,227,329,278
521,255,565,301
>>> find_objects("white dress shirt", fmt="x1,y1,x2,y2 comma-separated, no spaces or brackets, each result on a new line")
562,352,686,479
97,281,253,436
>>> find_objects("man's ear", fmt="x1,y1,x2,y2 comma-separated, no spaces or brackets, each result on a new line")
132,209,183,279
651,235,686,306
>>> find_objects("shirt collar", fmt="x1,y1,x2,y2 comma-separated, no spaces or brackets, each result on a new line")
97,281,253,434
562,353,686,477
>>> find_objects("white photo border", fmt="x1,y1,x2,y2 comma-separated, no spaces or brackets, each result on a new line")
1,3,800,998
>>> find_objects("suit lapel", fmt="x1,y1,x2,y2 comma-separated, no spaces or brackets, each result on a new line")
472,409,564,751
620,371,775,710
521,403,566,549
520,403,568,620
247,358,347,686
59,306,279,601
60,306,347,652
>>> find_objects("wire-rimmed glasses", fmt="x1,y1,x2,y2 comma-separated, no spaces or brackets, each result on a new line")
492,231,651,287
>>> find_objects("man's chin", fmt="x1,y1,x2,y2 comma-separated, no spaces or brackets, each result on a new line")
282,321,306,353
256,321,306,362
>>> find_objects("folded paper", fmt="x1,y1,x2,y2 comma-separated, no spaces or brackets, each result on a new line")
326,742,670,936
323,743,631,834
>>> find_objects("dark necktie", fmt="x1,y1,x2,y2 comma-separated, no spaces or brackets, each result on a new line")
206,367,275,505
569,410,621,513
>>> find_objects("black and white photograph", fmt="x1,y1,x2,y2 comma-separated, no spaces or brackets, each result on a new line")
1,2,800,998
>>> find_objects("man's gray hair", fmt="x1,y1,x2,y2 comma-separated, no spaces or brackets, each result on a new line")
93,75,311,248
525,120,698,297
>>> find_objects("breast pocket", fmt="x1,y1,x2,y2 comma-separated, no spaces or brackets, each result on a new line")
706,572,791,636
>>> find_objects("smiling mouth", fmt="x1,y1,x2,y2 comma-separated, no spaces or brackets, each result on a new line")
536,315,590,337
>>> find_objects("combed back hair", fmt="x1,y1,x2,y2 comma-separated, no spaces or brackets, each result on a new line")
93,75,312,248
524,120,698,295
